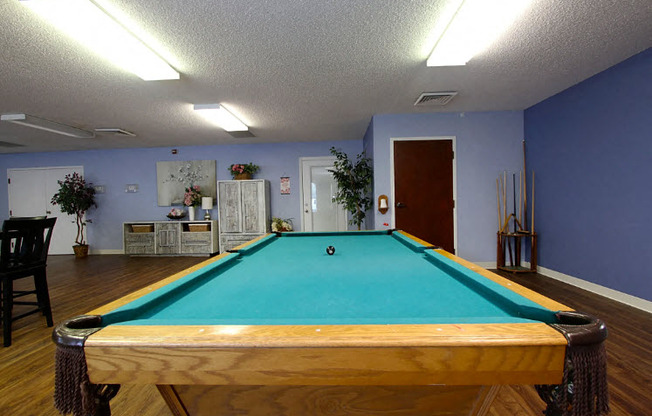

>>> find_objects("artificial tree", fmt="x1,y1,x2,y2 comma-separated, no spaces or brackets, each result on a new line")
51,172,96,256
329,147,373,230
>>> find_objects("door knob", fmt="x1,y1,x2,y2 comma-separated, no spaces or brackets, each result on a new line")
396,202,406,208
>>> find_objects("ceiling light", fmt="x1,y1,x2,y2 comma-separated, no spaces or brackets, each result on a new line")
193,104,249,132
20,0,179,81
427,0,533,67
0,114,95,138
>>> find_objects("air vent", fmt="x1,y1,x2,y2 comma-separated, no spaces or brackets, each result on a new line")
0,141,25,148
414,92,458,106
94,128,136,137
228,131,255,138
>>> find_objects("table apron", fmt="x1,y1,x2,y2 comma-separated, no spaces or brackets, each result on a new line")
85,344,565,386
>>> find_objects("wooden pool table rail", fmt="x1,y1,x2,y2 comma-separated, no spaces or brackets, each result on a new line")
85,322,566,386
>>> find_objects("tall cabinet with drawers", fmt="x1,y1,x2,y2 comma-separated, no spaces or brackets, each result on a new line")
217,179,270,251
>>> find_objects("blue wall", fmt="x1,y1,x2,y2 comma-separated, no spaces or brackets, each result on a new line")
0,140,362,251
525,48,652,301
369,111,525,262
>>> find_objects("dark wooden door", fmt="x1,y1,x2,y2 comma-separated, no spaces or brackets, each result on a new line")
394,140,455,252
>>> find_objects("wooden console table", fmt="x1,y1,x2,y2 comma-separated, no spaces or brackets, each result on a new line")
124,220,219,256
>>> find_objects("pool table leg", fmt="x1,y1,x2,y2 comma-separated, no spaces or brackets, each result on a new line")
157,385,189,416
156,384,501,416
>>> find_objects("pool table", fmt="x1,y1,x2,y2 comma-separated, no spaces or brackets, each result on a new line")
53,230,607,416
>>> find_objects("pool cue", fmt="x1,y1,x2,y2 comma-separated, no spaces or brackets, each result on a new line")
503,171,509,228
512,173,517,233
518,170,522,229
504,172,514,267
522,141,528,231
531,171,535,234
512,173,518,264
496,178,502,231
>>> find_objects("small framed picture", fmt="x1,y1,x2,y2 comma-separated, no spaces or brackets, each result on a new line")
280,177,290,194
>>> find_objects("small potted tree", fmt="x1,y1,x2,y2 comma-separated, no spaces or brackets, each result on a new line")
51,172,96,258
329,147,373,230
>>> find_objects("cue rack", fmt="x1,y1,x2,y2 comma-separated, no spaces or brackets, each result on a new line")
496,141,537,273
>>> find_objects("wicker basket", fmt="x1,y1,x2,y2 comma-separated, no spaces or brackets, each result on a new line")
132,225,154,233
188,224,209,232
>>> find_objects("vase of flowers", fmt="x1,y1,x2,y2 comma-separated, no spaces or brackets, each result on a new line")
50,172,96,258
229,163,260,180
184,185,203,220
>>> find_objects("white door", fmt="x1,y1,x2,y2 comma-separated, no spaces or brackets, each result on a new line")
8,166,83,254
300,157,347,232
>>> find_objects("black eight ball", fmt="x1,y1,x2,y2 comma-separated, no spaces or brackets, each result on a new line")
326,246,335,255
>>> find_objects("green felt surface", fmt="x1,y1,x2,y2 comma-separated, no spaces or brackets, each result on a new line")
104,232,557,326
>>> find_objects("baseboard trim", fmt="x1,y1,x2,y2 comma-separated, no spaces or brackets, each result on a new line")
472,261,651,313
90,249,124,255
536,265,652,314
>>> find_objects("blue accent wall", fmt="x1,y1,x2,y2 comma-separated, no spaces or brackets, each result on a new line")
525,48,652,301
369,111,525,262
0,140,363,250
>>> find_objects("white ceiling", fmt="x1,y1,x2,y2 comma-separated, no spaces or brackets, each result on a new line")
1,0,650,154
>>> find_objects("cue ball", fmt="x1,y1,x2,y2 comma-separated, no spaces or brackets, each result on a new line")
326,246,335,255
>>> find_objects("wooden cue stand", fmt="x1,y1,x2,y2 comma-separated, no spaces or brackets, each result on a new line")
497,231,537,273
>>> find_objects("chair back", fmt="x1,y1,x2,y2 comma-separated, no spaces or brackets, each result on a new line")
0,218,57,272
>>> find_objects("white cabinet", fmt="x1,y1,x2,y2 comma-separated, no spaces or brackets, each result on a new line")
123,221,219,256
217,180,270,251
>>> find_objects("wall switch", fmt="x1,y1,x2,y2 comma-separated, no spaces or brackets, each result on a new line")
125,184,139,193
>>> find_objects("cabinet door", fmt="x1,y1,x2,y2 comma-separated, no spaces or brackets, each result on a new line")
218,181,242,233
241,181,265,233
156,223,179,254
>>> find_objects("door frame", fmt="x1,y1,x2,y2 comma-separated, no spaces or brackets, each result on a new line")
298,156,347,232
390,137,458,253
7,165,84,255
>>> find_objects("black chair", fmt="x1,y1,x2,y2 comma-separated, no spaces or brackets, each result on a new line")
0,217,57,347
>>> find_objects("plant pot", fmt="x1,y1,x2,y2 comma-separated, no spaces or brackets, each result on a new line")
73,244,89,258
234,173,252,180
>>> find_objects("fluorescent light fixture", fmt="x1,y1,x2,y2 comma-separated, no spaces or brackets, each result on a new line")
0,113,95,138
427,0,533,67
193,104,249,132
20,0,179,81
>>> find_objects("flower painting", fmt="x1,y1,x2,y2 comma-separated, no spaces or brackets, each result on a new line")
156,160,216,206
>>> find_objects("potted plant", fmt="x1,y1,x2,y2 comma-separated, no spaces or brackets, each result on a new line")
329,147,373,230
51,172,96,258
271,217,293,232
228,163,260,180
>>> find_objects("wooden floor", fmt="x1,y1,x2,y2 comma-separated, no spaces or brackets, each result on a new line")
0,255,650,415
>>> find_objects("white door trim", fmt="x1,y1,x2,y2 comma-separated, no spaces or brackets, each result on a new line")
299,156,347,232
7,165,84,255
390,137,458,253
